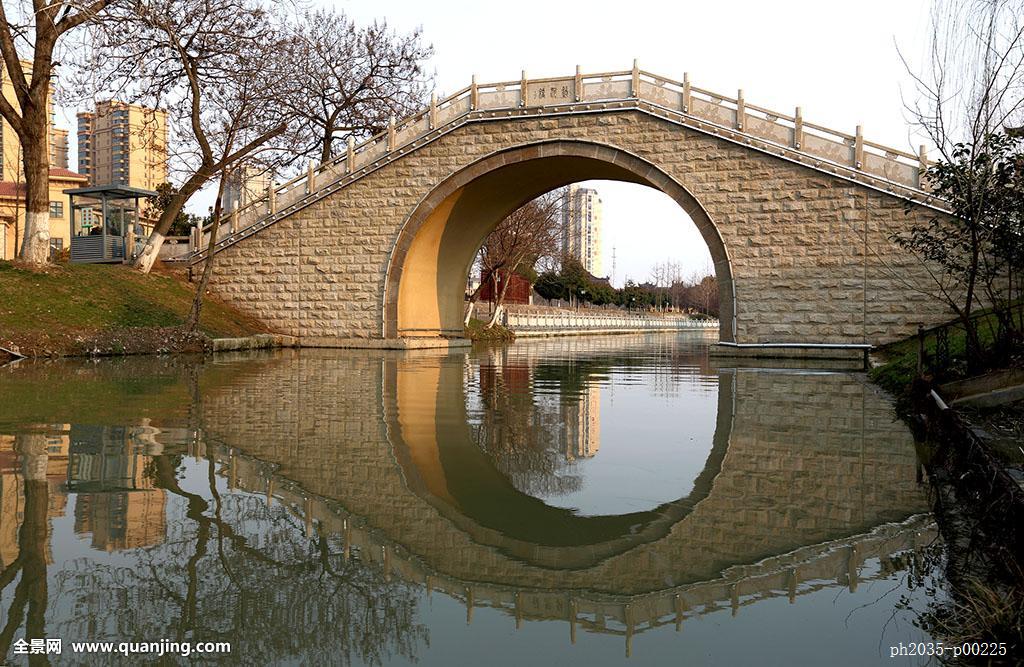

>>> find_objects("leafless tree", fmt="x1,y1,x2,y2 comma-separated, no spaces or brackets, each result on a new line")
466,191,564,329
77,0,295,273
0,0,116,264
897,0,1024,360
280,8,433,165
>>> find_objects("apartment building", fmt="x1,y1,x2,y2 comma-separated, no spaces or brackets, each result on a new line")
77,101,167,190
561,184,604,276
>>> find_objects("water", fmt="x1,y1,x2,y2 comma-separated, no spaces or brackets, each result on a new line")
0,332,946,665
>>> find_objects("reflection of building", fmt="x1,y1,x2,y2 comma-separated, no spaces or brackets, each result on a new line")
565,386,600,460
68,425,166,551
561,185,603,276
0,428,71,566
77,101,168,191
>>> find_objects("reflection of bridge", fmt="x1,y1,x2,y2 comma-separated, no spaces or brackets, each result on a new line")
0,341,936,655
184,339,928,596
184,64,954,354
209,440,934,657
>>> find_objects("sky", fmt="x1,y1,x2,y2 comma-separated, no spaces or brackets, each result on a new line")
58,0,935,285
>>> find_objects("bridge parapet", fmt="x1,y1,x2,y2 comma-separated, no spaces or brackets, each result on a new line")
185,61,937,263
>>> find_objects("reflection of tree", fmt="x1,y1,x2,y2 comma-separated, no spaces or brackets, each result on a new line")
469,362,583,498
50,454,427,666
0,435,50,666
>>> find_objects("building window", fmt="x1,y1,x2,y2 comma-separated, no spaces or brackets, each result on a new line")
49,201,64,218
49,237,63,260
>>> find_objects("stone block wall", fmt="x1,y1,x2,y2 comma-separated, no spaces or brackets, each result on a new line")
208,110,951,346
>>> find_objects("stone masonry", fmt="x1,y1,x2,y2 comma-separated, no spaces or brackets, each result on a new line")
207,110,952,347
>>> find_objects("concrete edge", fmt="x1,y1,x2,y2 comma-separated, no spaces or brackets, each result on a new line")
710,342,870,363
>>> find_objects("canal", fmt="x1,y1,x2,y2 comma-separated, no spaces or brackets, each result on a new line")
0,332,947,665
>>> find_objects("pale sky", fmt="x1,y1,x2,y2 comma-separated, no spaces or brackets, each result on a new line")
58,0,934,285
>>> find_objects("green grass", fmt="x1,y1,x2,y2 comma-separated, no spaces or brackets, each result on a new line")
464,317,515,342
0,260,267,340
870,308,1019,397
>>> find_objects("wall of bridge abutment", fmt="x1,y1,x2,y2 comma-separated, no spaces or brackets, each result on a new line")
206,109,953,350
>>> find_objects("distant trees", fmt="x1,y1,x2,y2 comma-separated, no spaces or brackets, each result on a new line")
534,260,719,316
0,0,117,264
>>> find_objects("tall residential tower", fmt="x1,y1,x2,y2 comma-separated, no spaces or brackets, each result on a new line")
77,101,167,190
561,184,603,276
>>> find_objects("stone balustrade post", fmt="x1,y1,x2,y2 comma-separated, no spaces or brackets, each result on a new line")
429,92,438,129
307,162,316,193
736,89,745,130
387,115,396,151
854,125,864,169
520,70,528,106
682,72,691,113
267,185,276,214
347,136,355,173
470,74,479,110
231,205,239,234
574,65,582,102
793,106,804,149
631,59,640,98
918,145,928,187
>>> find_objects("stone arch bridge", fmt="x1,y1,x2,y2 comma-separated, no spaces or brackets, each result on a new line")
188,63,951,354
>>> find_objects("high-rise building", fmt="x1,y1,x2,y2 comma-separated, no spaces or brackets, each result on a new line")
561,184,603,276
77,101,167,190
51,127,68,169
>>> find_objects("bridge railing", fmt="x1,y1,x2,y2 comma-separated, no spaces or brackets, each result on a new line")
186,62,933,261
502,310,719,332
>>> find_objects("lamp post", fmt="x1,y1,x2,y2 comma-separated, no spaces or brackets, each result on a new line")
579,288,587,312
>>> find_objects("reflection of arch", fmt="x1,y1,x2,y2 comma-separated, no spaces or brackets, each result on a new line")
382,351,734,569
383,140,736,342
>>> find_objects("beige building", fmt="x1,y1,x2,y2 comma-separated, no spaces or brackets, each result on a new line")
561,184,603,276
0,60,86,259
221,165,272,212
51,127,69,170
0,168,88,260
0,59,64,182
77,101,167,190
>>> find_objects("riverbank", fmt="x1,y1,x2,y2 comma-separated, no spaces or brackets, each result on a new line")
870,321,1024,654
0,260,269,358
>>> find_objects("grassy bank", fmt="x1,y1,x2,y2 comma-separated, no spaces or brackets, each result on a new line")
0,261,268,357
464,317,515,342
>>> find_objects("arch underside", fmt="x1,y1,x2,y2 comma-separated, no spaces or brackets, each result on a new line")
385,141,736,343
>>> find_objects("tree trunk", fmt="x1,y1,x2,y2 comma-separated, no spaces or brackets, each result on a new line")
18,127,51,264
185,175,228,331
485,272,513,329
133,169,211,273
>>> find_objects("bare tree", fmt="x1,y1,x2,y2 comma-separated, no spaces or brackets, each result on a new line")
898,0,1024,362
79,0,295,273
0,0,116,264
281,8,433,165
466,191,563,329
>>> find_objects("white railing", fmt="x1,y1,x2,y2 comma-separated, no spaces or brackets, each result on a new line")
185,61,932,262
502,310,718,332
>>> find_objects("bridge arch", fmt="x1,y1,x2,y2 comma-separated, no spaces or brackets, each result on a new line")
383,140,736,341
